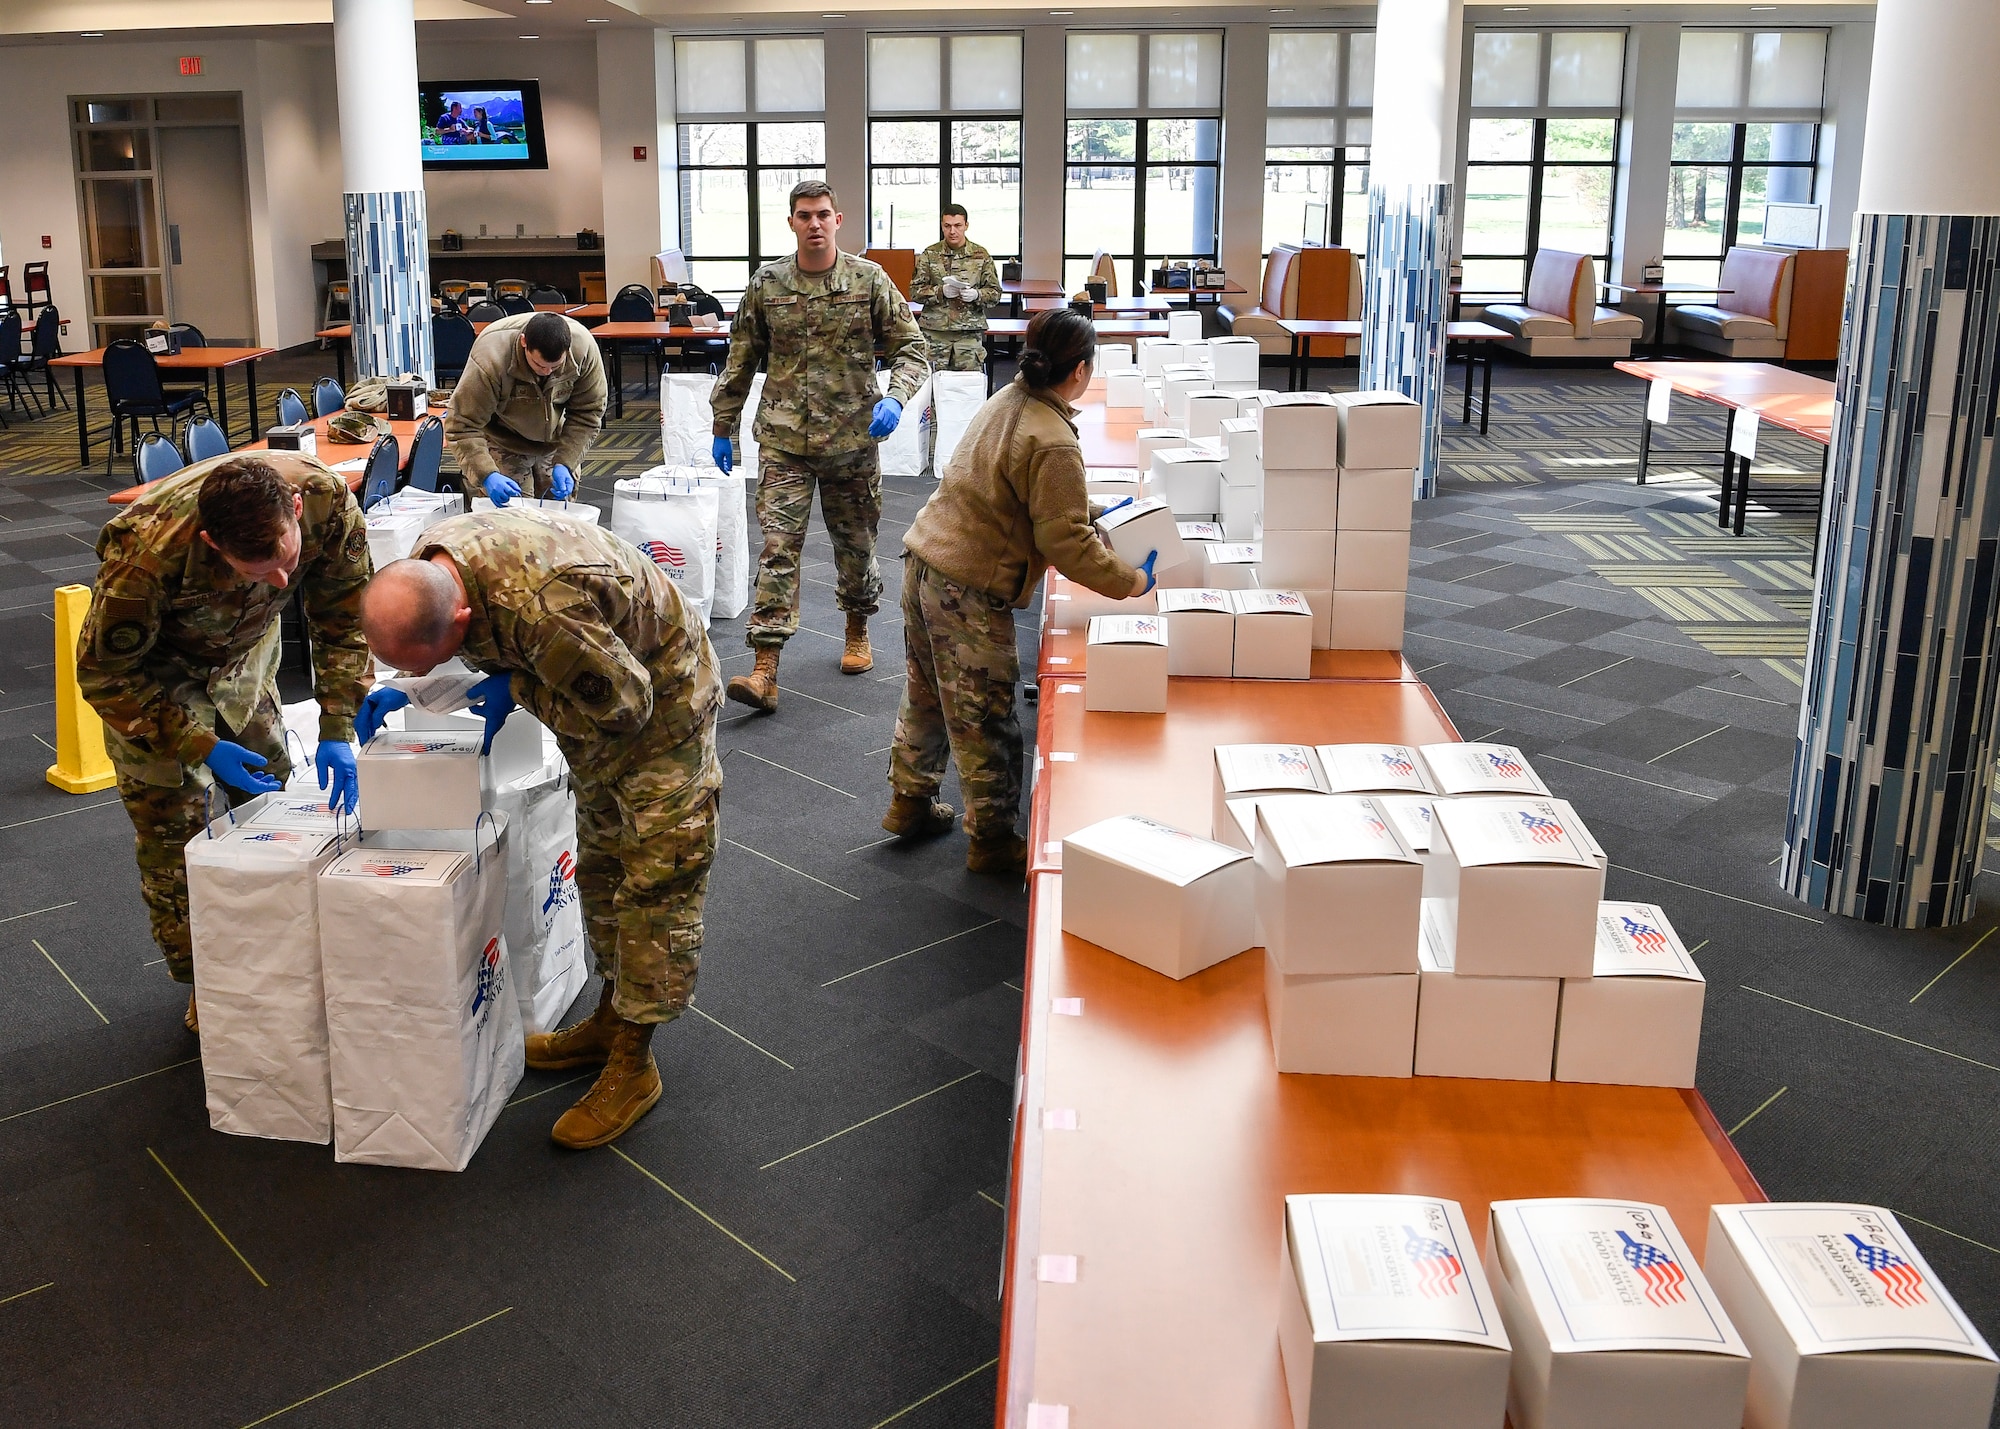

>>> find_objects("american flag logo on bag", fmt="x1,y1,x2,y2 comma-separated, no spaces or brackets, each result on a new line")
639,539,685,570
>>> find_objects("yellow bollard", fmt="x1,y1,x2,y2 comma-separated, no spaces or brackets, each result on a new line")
46,585,116,794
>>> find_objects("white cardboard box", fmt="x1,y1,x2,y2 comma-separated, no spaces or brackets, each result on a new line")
1143,381,1166,425
1205,542,1263,590
1220,414,1261,465
1167,309,1204,342
1187,390,1239,438
1157,588,1237,676
1136,427,1188,461
1084,613,1169,713
403,706,545,787
1220,481,1262,540
1261,395,1342,471
1422,742,1553,797
1317,744,1437,795
1136,338,1183,375
1254,795,1423,974
1153,447,1224,516
1430,798,1604,978
1301,587,1333,649
1219,791,1335,853
1330,590,1408,651
1212,742,1330,838
1415,900,1558,1080
1335,528,1413,591
1554,902,1706,1087
1164,372,1214,427
1333,390,1423,469
1339,467,1416,531
1095,495,1188,571
1280,1195,1513,1428
1266,956,1418,1076
1105,369,1146,409
1086,467,1150,501
1060,814,1255,980
357,729,487,831
1378,795,1437,889
1177,519,1224,545
1044,572,1158,625
1098,342,1134,370
1488,1199,1751,1429
1704,1203,1999,1429
1262,528,1338,589
1210,334,1262,385
1266,472,1341,531
1232,589,1315,679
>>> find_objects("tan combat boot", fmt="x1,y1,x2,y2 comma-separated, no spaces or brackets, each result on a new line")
840,613,873,674
524,979,617,1071
726,647,780,712
966,831,1028,877
185,992,198,1035
550,1020,662,1149
883,793,957,839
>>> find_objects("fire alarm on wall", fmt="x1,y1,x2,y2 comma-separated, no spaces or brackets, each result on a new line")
633,145,647,161
41,235,52,248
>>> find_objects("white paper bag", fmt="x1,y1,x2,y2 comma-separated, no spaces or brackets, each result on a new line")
739,373,767,482
660,374,721,470
488,762,590,1035
695,468,751,620
612,471,720,625
319,817,523,1172
876,369,933,479
185,793,352,1143
470,496,602,526
931,371,987,477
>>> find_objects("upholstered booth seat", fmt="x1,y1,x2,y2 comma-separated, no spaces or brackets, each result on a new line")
1670,245,1796,359
1220,244,1361,358
1481,250,1641,358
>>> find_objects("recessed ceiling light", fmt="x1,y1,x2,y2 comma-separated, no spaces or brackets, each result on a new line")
1049,8,1073,12
821,11,844,15
519,33,539,38
81,29,104,35
525,1,551,5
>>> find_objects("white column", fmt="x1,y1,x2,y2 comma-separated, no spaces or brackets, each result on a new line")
1360,0,1463,498
655,31,680,268
1612,23,1678,300
1218,24,1269,289
824,27,868,255
599,28,665,295
1021,24,1067,283
1817,23,1875,248
333,0,433,383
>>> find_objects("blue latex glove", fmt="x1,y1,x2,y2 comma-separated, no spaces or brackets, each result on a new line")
354,687,410,745
1098,496,1134,520
316,739,358,815
465,672,516,755
483,472,521,506
711,436,734,474
1138,549,1160,594
548,464,575,501
204,739,282,796
869,397,903,440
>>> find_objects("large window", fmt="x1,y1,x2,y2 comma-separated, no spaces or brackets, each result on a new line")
1667,30,1826,287
867,34,1022,257
674,37,827,293
1064,33,1223,293
1462,30,1625,297
1264,31,1372,255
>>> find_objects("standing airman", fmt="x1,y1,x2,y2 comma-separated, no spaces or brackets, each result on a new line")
910,203,1001,373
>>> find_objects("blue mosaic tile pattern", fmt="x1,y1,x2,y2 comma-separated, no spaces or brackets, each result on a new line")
1783,213,2000,927
343,188,436,385
1360,182,1453,499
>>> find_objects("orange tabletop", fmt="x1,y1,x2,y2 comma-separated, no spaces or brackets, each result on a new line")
1001,277,1066,297
105,410,428,505
1277,318,1510,341
52,344,275,371
1022,294,1175,314
999,876,1762,1429
986,317,1170,340
1616,359,1835,446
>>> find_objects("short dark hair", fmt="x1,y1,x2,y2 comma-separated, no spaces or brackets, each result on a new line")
522,311,572,361
198,458,295,561
1018,307,1097,391
941,203,968,221
789,178,838,214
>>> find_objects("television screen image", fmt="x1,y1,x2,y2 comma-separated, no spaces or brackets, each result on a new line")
420,80,548,170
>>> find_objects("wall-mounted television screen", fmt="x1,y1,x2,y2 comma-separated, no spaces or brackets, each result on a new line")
420,79,547,170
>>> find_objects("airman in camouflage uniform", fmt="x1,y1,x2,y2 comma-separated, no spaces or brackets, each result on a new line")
77,452,372,1018
910,209,1001,373
711,182,928,709
361,508,722,1149
444,312,607,498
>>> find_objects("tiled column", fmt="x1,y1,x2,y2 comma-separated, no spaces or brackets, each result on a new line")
333,0,433,385
1782,0,2000,926
1360,0,1464,499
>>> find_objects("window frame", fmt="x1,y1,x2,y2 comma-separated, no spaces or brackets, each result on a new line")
866,116,1023,258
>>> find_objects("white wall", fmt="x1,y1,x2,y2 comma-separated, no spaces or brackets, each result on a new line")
597,28,668,295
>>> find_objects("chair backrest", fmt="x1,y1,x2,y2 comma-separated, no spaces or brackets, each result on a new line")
183,416,229,462
0,268,11,306
527,286,568,307
313,376,345,416
1524,250,1594,330
406,415,445,493
103,340,166,406
0,312,20,360
23,262,49,299
863,248,917,298
169,322,206,348
652,249,691,288
1261,246,1299,315
493,279,531,300
466,301,506,324
31,307,61,359
608,285,656,323
1289,245,1353,324
497,294,534,316
360,434,400,510
277,387,309,427
1089,250,1120,299
1718,245,1796,332
135,432,185,484
432,312,478,374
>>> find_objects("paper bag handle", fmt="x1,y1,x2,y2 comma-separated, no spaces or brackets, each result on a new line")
473,810,499,873
201,782,236,839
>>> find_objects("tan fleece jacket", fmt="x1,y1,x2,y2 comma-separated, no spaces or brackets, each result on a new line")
904,376,1139,608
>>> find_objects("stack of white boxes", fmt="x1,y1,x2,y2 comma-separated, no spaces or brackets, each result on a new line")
1259,395,1340,646
1332,393,1420,651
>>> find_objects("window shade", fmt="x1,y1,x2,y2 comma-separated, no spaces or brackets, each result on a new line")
1148,33,1222,110
676,39,748,115
952,34,1022,111
1347,32,1374,110
869,37,941,112
1676,31,1744,108
1471,32,1540,107
1268,32,1340,108
1547,32,1624,108
1748,30,1826,109
1068,33,1141,110
755,37,825,113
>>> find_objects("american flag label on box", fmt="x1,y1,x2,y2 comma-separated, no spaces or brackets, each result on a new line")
1318,743,1435,795
1215,744,1326,796
1592,902,1702,979
1290,1194,1505,1345
1421,742,1552,796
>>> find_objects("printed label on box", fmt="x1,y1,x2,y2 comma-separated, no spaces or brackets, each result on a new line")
1716,1204,1998,1358
1437,799,1594,868
1215,744,1327,795
1087,614,1168,646
365,732,483,758
1318,744,1435,794
1233,589,1312,616
245,796,348,832
1208,542,1261,566
1158,587,1233,613
1261,795,1416,867
213,825,340,860
1593,902,1703,980
1291,1195,1508,1345
1177,520,1224,541
324,847,470,884
1379,795,1434,853
1096,496,1172,534
1063,814,1249,886
1422,742,1552,796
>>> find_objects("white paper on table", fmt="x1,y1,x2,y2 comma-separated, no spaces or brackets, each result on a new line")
1647,376,1674,425
1729,408,1760,460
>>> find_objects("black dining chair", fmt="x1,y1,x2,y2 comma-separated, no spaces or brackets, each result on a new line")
526,286,568,307
135,432,185,484
406,415,444,493
497,294,535,316
0,312,25,413
276,388,310,428
168,323,206,348
359,433,400,510
433,312,477,383
182,416,229,462
16,309,66,414
313,376,345,416
102,339,211,473
465,301,506,325
608,284,665,390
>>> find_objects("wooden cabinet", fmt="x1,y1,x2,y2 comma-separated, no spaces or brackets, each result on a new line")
1785,247,1851,362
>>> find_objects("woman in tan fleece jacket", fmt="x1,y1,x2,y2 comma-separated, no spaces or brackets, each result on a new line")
884,307,1157,876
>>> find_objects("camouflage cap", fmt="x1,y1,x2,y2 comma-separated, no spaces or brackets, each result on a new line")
325,410,384,445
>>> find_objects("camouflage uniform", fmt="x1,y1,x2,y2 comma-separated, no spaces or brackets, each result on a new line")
711,252,928,650
77,453,372,982
417,509,723,1025
910,238,1001,373
889,556,1022,840
444,312,607,498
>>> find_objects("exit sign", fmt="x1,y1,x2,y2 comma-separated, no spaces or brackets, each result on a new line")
179,55,203,76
